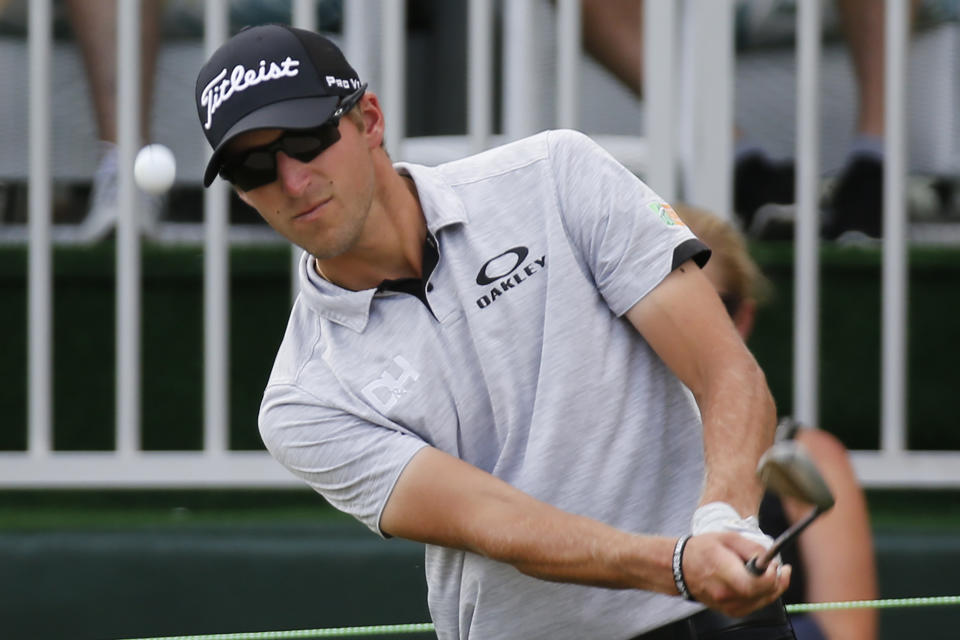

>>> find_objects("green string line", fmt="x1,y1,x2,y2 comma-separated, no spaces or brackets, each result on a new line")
115,623,436,640
118,596,960,640
785,595,960,613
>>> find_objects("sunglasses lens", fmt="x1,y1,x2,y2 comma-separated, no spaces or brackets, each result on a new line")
243,150,275,170
284,125,341,162
224,156,277,191
220,147,283,191
219,116,348,190
237,169,277,192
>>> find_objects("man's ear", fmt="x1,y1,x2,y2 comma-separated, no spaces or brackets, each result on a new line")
733,298,757,341
358,92,386,149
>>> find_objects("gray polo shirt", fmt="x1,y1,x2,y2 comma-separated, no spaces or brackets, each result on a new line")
260,130,710,639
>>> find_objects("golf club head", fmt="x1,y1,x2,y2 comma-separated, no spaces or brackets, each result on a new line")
756,440,835,511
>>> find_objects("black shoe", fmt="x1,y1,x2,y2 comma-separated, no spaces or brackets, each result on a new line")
734,153,795,231
748,203,797,241
822,155,883,241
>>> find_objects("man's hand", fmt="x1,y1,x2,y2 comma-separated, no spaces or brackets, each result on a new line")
681,532,791,618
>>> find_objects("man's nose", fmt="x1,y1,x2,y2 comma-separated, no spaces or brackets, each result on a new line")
276,152,312,196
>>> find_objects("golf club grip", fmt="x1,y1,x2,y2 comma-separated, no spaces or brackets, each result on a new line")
745,506,824,575
745,548,782,576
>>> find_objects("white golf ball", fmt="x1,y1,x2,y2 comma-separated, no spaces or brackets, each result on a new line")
134,144,176,195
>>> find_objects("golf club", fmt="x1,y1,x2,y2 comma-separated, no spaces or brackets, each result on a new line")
746,440,835,575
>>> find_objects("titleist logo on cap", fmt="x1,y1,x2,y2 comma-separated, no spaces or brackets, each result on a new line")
200,57,301,130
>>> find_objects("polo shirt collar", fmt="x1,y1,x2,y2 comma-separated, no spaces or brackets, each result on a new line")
296,163,468,332
396,162,470,233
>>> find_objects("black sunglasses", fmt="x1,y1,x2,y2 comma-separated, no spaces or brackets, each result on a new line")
219,84,367,191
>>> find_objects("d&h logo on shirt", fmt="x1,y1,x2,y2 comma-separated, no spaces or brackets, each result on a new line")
362,356,421,413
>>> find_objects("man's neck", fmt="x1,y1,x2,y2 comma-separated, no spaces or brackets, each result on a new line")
314,169,426,291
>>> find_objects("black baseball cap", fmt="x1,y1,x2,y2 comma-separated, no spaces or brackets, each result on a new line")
196,24,363,187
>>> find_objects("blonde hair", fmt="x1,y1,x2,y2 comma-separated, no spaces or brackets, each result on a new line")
674,204,771,304
345,105,365,130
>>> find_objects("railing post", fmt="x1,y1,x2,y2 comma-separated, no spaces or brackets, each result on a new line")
556,0,580,129
28,0,53,458
679,0,733,217
503,0,536,140
382,0,406,157
289,1,317,301
882,0,910,454
343,0,377,89
293,0,316,30
203,0,231,456
644,0,677,201
116,0,141,456
793,0,822,429
468,0,493,153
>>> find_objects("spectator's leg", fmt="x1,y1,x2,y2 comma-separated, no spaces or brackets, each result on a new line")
65,0,164,142
579,0,796,234
825,0,920,240
65,0,118,142
64,0,165,241
580,0,644,97
836,0,887,139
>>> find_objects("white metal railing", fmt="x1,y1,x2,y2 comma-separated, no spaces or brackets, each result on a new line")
27,0,52,459
859,0,912,483
117,0,141,457
790,0,960,487
204,0,231,456
793,0,822,438
3,0,958,487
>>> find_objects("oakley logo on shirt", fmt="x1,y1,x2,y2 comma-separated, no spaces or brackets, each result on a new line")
475,246,546,309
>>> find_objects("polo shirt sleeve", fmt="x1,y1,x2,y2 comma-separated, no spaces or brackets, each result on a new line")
546,129,710,317
259,382,429,537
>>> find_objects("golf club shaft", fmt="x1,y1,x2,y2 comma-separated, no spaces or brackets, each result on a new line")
746,505,824,575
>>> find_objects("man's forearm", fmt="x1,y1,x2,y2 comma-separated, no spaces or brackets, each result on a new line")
697,358,776,516
382,447,788,615
382,447,679,593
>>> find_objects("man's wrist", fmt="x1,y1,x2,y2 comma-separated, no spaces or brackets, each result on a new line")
672,534,696,601
691,501,774,551
692,501,745,533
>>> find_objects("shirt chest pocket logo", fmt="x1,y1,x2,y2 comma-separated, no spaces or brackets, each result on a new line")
474,246,547,310
362,356,421,413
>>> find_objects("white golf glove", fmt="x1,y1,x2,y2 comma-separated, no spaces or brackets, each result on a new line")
691,501,776,552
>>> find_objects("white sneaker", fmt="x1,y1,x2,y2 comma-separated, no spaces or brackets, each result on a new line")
76,141,119,243
75,141,166,243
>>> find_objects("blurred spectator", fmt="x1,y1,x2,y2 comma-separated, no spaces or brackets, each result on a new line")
581,0,921,240
677,203,879,640
64,0,165,242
